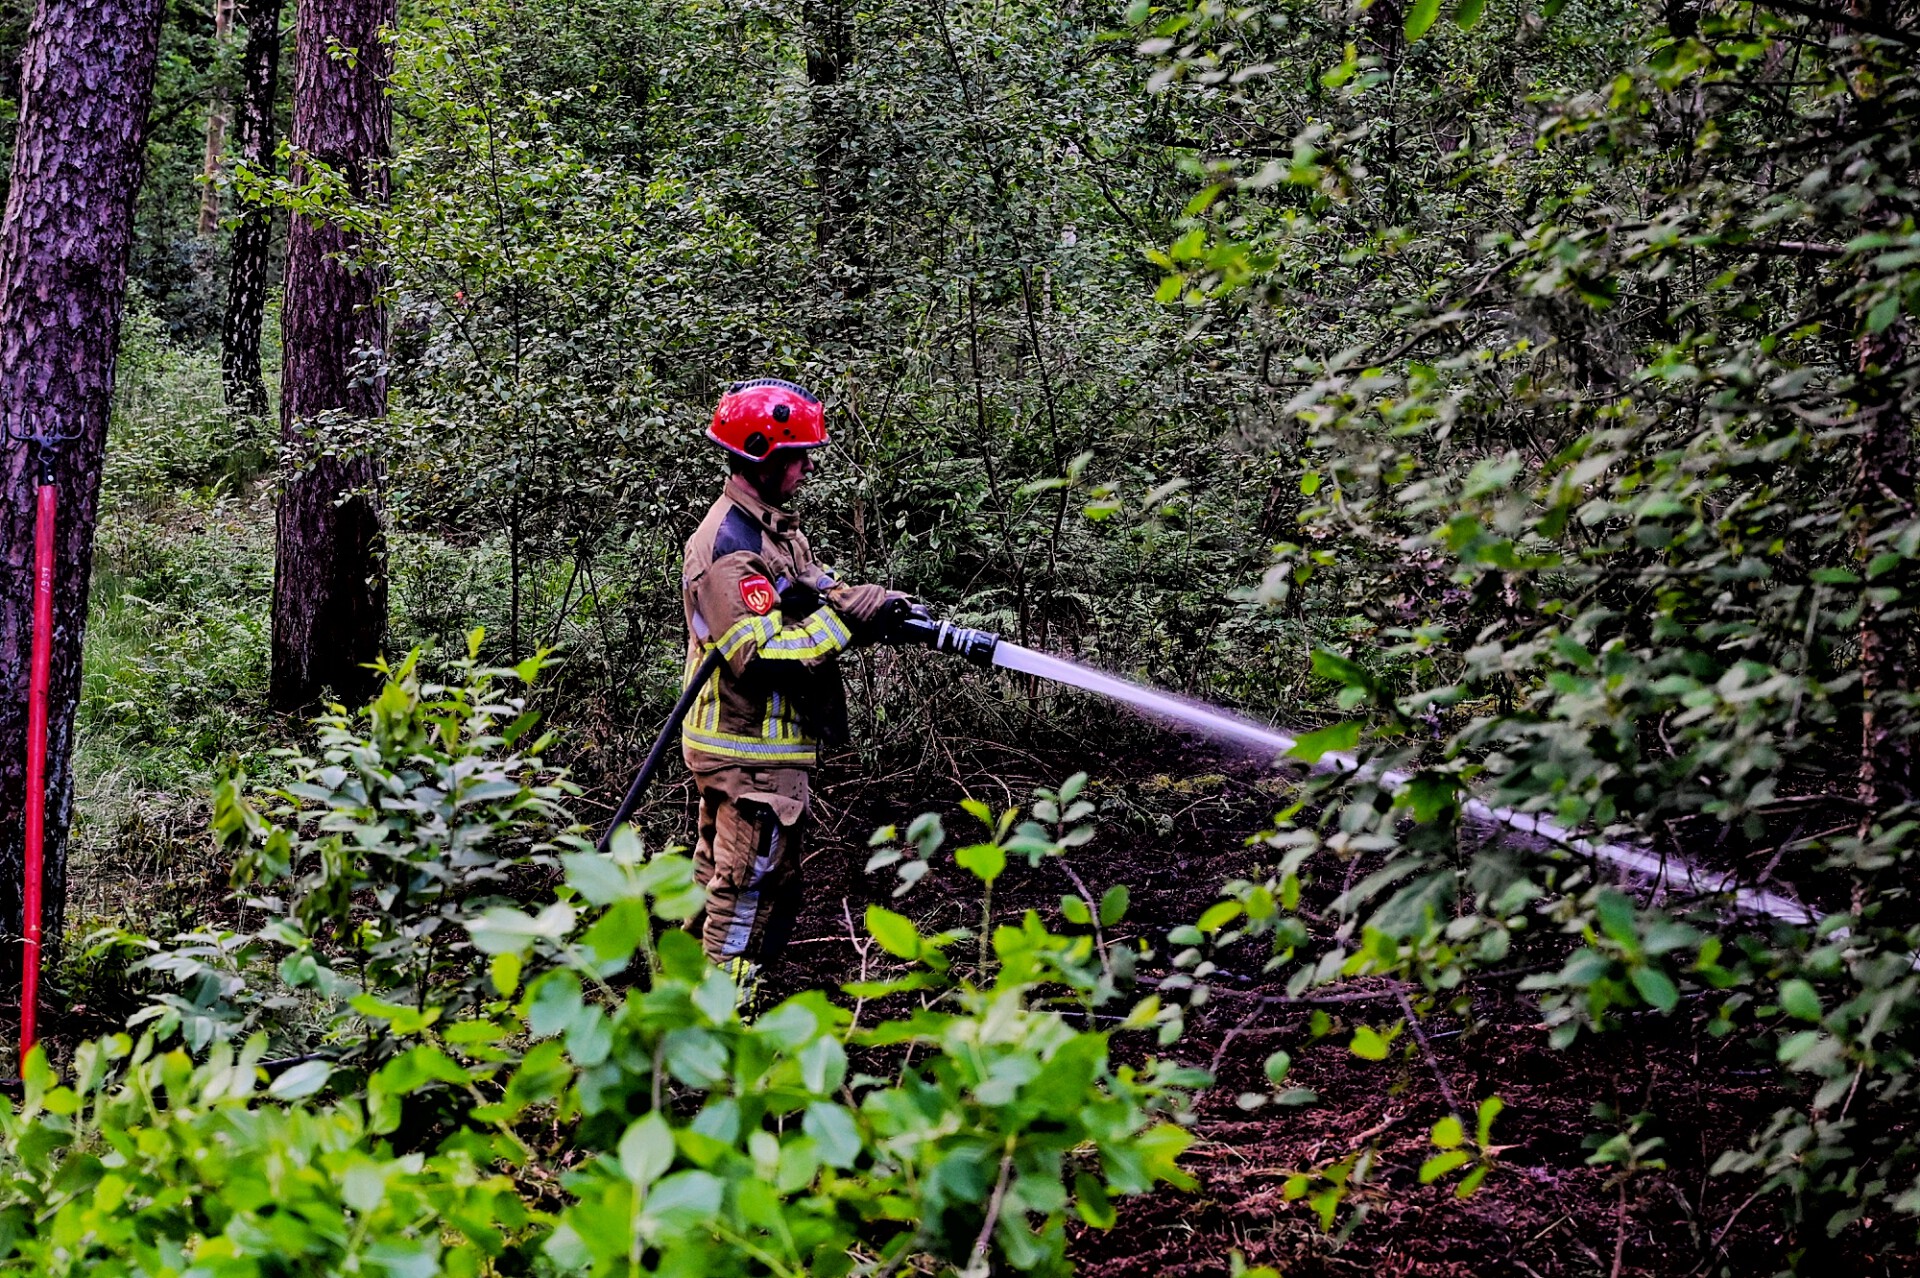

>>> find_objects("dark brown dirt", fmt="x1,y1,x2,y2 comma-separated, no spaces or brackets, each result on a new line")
644,723,1918,1278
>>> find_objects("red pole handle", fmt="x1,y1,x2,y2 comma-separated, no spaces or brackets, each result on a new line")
20,479,54,1070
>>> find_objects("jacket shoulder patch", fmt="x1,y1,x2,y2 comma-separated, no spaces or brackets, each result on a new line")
739,574,777,615
714,506,763,559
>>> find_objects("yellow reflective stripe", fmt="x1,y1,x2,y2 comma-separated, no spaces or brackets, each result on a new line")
716,612,779,660
759,608,852,660
682,638,728,723
683,727,817,762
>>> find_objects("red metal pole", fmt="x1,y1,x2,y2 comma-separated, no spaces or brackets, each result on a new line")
20,479,54,1069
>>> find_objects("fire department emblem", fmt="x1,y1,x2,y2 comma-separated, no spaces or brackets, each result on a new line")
739,574,777,615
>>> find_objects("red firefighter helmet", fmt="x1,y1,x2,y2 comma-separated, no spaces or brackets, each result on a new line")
707,378,829,460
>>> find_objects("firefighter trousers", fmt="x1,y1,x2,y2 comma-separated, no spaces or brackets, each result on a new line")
688,782,806,972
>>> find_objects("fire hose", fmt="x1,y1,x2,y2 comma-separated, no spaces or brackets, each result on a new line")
598,604,1824,936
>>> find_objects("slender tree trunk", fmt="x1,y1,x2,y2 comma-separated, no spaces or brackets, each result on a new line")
1849,0,1916,818
1855,315,1914,814
0,0,165,989
197,0,237,236
220,0,284,417
269,0,392,709
805,0,866,339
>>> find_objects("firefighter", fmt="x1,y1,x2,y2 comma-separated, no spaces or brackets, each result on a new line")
680,377,906,1008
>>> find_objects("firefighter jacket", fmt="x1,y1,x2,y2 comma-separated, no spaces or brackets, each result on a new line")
680,474,859,775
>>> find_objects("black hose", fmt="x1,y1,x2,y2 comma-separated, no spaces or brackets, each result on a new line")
596,647,726,853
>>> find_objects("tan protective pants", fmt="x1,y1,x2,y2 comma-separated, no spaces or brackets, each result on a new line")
686,770,807,971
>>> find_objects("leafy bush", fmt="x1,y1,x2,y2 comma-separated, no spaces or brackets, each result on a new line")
1132,0,1920,1250
105,308,274,502
125,634,573,1058
22,655,1203,1275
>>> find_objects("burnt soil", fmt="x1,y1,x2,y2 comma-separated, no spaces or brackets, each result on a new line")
614,720,1916,1278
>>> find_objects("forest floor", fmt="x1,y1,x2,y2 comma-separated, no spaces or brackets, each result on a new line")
713,736,1910,1278
50,478,1915,1277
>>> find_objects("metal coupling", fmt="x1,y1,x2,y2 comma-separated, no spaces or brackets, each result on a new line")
890,615,1000,666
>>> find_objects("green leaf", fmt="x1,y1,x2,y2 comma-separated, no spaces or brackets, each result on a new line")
1349,1025,1391,1061
1100,884,1131,926
1299,470,1323,496
1454,0,1487,28
1309,650,1375,694
468,902,576,955
1074,1170,1117,1228
268,1059,332,1101
1319,42,1358,88
1403,772,1458,823
1867,291,1901,333
619,1112,676,1187
1287,721,1359,764
1630,966,1680,1013
1061,894,1093,925
1404,0,1441,41
1430,1115,1464,1149
1593,891,1639,950
561,851,634,905
1264,1051,1292,1085
804,1102,863,1169
350,995,441,1037
1778,978,1822,1022
866,906,920,959
1419,1150,1471,1184
490,951,522,997
955,841,1007,884
798,1035,848,1094
1476,1095,1505,1146
1196,901,1242,933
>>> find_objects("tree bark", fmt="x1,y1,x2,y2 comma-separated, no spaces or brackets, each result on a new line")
220,0,285,417
1848,0,1917,818
269,0,392,709
197,0,236,237
1855,315,1914,814
0,0,165,989
805,0,867,340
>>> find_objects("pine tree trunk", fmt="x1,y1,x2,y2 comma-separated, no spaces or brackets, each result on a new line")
220,0,285,417
269,0,392,710
197,0,236,237
0,0,165,989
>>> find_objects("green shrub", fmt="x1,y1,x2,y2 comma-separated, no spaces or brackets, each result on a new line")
23,652,1202,1276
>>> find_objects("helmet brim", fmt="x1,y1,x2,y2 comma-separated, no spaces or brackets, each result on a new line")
706,428,832,461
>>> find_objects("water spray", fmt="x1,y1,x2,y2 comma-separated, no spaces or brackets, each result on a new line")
893,616,1822,932
599,608,1820,933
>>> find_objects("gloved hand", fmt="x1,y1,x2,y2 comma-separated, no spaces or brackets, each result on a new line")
879,599,932,645
829,584,912,643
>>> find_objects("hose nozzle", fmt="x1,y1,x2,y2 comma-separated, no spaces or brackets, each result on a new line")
889,613,1000,666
